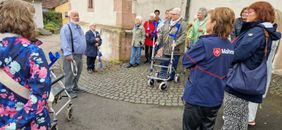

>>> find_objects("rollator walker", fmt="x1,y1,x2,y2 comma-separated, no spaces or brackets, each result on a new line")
147,23,181,91
47,52,74,130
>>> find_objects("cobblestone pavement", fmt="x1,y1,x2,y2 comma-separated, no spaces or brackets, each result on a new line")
77,57,282,107
78,60,186,106
268,74,282,96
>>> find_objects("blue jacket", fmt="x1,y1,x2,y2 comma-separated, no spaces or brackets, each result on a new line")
225,21,281,103
182,34,234,107
85,30,102,57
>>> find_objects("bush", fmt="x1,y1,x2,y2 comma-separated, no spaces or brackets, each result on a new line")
43,11,62,32
44,22,60,31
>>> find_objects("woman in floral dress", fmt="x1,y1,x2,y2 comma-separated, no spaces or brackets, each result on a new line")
0,0,51,129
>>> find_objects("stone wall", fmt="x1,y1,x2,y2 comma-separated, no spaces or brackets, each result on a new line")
33,1,44,28
133,0,187,21
79,24,132,61
69,0,135,62
69,0,117,27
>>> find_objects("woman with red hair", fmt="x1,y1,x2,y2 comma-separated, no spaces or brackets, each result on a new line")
222,2,281,130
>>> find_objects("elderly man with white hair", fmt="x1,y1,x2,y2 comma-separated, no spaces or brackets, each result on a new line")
155,7,187,81
60,9,86,98
126,16,146,68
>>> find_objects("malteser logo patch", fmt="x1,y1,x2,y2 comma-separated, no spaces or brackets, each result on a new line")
221,49,234,55
213,48,234,57
213,48,221,57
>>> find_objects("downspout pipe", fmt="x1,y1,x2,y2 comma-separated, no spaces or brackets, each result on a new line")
185,0,191,21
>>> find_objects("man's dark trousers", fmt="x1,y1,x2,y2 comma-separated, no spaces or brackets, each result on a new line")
87,56,97,71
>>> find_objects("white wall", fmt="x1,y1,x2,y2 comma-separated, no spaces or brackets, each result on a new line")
189,0,282,22
33,2,44,28
69,0,116,26
133,0,187,21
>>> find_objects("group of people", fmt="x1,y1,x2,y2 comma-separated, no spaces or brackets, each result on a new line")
126,9,162,68
60,9,102,99
0,0,282,129
182,2,282,130
127,8,188,81
126,2,282,130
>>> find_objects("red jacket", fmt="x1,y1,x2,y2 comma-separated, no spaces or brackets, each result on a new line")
143,20,156,46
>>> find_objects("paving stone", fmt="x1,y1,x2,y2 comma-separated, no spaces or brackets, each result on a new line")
71,59,282,107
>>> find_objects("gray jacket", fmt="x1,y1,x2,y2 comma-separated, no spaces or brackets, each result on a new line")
132,24,145,47
157,18,188,55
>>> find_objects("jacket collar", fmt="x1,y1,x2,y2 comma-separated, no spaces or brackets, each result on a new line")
240,21,263,33
0,33,19,42
199,34,218,39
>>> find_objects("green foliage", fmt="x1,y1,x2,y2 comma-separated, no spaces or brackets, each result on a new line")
44,22,60,31
43,11,62,32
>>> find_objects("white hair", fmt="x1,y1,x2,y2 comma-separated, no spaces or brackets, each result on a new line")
198,7,208,17
135,16,142,21
68,9,78,17
172,7,181,15
149,13,156,17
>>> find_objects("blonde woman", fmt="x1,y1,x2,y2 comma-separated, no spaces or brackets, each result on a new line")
182,7,235,130
0,0,51,129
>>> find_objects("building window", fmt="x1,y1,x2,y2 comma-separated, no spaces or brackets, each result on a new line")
88,0,93,9
64,12,68,18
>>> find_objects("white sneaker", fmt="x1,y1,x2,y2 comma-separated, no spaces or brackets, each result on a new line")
248,121,256,126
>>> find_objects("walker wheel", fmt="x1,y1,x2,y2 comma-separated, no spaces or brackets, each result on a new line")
66,107,73,121
174,74,180,83
159,82,168,91
147,79,155,87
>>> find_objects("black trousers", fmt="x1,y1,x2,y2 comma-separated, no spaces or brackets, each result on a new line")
183,103,220,130
145,45,153,61
86,56,96,71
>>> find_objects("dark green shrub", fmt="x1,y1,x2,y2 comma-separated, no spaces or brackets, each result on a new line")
43,11,62,32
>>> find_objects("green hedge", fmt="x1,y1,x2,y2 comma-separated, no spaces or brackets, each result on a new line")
43,11,62,32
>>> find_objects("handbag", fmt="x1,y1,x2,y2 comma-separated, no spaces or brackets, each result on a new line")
226,29,269,95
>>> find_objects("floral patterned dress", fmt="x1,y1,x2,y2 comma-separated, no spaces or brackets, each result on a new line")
0,36,51,130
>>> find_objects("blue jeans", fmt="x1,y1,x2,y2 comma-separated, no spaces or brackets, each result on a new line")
130,47,141,65
160,55,180,80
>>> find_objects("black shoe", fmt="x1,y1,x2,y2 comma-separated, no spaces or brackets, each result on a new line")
73,87,82,92
144,60,149,64
87,70,93,74
133,63,139,67
126,64,133,68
